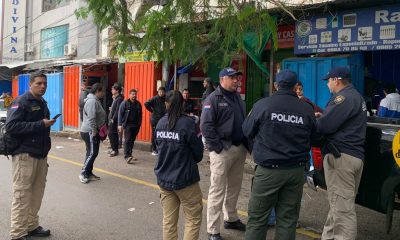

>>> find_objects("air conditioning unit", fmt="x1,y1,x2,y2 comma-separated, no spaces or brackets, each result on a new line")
25,43,34,53
64,43,77,56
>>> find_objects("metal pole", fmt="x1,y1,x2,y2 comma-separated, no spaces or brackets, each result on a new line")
269,46,274,95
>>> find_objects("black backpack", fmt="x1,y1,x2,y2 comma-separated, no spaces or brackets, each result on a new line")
0,124,20,157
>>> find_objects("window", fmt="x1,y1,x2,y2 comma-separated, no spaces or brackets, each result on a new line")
40,25,69,59
42,0,71,12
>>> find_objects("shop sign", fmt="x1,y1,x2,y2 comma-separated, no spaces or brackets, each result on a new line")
121,51,157,62
230,53,247,100
2,0,25,63
266,25,295,49
295,4,400,54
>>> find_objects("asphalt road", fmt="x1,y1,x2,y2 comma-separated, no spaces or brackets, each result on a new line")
0,136,399,240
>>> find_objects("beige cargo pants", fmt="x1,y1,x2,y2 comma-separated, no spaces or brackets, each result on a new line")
207,144,247,234
322,153,363,240
10,153,48,239
159,182,203,240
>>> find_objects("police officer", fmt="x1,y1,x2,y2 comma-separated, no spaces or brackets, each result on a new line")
201,67,248,240
155,90,203,240
242,70,317,240
6,71,55,240
316,66,367,240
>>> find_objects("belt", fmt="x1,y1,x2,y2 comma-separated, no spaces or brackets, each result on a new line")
261,162,305,169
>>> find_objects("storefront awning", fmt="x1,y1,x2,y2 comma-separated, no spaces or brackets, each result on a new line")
0,61,34,69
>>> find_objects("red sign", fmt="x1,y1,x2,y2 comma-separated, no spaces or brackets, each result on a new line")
266,25,295,49
230,53,247,99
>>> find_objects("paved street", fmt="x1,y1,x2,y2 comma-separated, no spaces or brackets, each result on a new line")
1,136,399,240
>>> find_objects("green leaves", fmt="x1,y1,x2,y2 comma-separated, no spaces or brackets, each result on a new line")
79,0,280,69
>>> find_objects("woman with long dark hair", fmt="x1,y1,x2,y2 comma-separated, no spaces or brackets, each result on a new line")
154,90,204,240
79,83,106,184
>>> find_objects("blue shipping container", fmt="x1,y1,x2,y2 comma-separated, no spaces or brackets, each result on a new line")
44,73,64,132
282,53,364,108
18,74,30,96
0,80,12,94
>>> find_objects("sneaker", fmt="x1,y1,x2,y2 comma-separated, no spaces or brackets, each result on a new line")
89,174,101,181
28,226,51,237
223,219,246,231
208,233,223,240
79,174,89,184
125,156,133,164
151,151,158,156
109,151,118,157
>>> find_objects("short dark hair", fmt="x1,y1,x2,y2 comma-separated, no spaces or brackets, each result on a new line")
112,83,122,93
129,89,137,94
182,88,189,93
296,81,303,87
90,83,103,94
158,87,166,91
384,83,397,94
30,71,47,83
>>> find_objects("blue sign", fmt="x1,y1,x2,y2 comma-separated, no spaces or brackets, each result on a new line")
295,4,400,54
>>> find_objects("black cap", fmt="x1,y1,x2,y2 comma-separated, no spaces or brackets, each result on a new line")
323,66,351,80
275,69,298,87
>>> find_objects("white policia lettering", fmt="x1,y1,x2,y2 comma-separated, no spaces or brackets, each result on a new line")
156,131,180,140
271,113,304,125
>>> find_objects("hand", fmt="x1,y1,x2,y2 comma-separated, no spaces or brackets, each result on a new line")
118,126,123,133
315,112,323,118
43,118,56,128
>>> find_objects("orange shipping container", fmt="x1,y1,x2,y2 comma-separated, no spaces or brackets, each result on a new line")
63,65,81,129
124,62,161,142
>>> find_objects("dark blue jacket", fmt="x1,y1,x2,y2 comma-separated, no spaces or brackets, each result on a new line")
155,114,204,190
242,90,317,167
5,91,51,158
200,86,247,153
144,95,166,125
118,99,142,128
317,85,367,160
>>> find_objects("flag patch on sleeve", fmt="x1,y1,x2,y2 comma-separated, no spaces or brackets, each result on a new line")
203,105,211,109
11,104,19,109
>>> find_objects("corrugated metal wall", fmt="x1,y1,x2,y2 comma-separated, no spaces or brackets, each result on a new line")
246,56,267,112
18,74,30,96
44,73,64,132
124,62,157,142
63,66,81,129
283,53,364,108
0,80,12,94
12,77,18,98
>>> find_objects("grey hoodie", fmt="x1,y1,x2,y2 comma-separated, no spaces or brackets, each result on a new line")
81,93,106,134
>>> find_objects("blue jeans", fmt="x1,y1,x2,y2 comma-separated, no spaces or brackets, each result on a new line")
80,131,100,177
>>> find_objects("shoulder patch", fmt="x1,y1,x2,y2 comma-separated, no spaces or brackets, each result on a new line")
203,104,211,110
334,95,345,104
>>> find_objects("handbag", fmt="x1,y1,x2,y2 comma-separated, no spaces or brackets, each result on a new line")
98,123,108,141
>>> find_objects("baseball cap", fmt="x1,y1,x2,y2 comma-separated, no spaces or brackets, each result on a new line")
219,67,242,78
323,66,351,80
275,69,298,87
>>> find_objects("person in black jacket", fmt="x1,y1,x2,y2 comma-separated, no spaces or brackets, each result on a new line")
144,86,166,155
201,77,214,103
108,83,124,157
242,70,317,240
155,90,204,240
6,71,55,240
201,67,248,240
118,89,142,163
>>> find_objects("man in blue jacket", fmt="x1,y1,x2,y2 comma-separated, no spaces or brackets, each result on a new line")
6,71,55,240
201,67,248,240
242,70,317,240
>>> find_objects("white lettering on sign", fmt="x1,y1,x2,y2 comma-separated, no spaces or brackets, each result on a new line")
156,131,180,140
9,0,20,54
375,10,400,24
271,113,304,125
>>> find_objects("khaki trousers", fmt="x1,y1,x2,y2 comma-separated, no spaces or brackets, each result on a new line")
322,153,363,240
160,182,203,240
10,153,48,239
207,144,247,234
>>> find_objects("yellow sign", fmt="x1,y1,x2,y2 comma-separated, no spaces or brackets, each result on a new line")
123,51,157,62
392,131,400,167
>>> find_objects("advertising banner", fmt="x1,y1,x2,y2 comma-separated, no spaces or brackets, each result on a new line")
295,4,400,54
